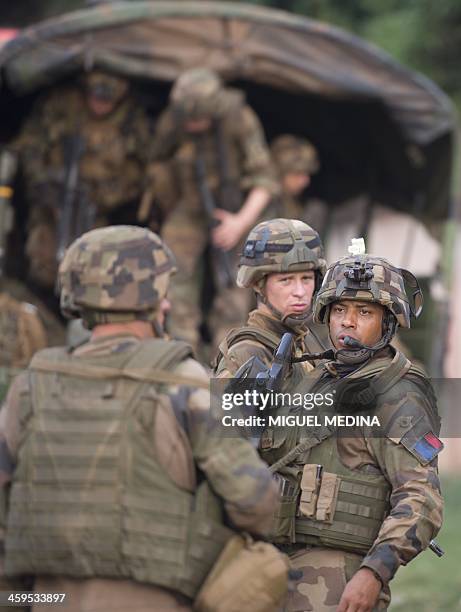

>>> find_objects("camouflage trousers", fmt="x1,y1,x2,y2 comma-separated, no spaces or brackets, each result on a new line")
161,206,251,355
279,547,390,612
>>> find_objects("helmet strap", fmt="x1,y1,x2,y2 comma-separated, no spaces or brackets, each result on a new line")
151,319,164,338
258,285,284,320
257,280,310,333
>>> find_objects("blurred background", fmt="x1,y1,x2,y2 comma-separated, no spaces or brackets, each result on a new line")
2,0,461,112
0,2,459,609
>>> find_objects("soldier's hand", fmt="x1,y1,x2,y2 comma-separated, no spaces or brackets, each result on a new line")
212,209,245,250
336,567,382,612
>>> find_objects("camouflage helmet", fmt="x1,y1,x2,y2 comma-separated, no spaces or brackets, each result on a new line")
170,68,225,120
271,135,320,176
59,225,176,327
84,70,129,105
237,218,326,289
313,253,423,329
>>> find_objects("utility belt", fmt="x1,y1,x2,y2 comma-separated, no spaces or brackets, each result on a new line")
273,464,390,556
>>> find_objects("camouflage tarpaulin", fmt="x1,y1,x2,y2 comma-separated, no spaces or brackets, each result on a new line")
0,0,455,220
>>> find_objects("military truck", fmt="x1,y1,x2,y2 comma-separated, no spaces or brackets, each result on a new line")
0,1,456,374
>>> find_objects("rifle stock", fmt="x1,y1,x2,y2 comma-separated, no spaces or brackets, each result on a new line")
56,134,95,263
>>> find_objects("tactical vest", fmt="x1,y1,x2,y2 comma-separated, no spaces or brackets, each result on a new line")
5,339,234,598
260,351,434,555
0,367,22,404
215,323,323,379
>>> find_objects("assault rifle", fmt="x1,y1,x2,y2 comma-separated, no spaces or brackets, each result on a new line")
56,134,95,263
194,153,234,289
226,333,294,443
254,331,295,394
229,331,295,397
0,151,17,277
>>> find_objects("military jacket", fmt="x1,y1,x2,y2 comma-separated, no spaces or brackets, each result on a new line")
1,278,66,347
261,349,443,587
214,309,329,379
0,333,278,600
150,90,278,210
13,86,152,217
0,291,47,403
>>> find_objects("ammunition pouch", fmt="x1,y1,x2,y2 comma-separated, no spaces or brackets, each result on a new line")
271,475,299,544
194,534,289,612
272,462,389,555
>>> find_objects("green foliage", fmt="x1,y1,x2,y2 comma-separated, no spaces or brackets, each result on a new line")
391,476,461,611
233,0,460,102
408,0,461,101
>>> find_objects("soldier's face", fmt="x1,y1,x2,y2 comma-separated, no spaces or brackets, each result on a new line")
283,172,311,196
184,118,212,133
86,94,118,117
264,271,315,317
329,300,384,350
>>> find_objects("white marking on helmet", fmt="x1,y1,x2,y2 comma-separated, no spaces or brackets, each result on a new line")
348,237,366,256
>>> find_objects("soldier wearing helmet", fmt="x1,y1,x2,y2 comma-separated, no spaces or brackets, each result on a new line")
0,288,48,403
0,149,48,397
260,241,443,612
0,226,280,611
271,135,320,218
150,67,279,353
214,218,330,379
11,69,154,290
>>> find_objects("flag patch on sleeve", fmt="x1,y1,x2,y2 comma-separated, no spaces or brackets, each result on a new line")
411,432,444,465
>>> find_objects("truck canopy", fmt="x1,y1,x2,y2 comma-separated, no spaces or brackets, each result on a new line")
0,0,455,223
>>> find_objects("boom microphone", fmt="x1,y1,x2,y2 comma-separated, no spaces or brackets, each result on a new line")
343,336,368,349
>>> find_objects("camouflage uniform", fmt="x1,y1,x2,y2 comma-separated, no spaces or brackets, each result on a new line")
270,135,321,222
260,253,443,611
1,277,66,347
0,226,279,612
150,68,278,352
0,290,47,403
214,219,330,379
12,71,153,288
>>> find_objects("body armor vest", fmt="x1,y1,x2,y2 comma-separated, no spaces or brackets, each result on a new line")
215,322,325,379
5,339,233,598
0,367,22,404
260,351,433,555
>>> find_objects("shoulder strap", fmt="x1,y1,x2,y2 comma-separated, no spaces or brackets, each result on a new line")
30,340,207,389
215,326,280,372
349,350,411,394
269,425,337,473
227,326,280,352
125,338,192,371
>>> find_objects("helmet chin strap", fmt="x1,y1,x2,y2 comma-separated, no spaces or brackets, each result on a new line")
282,310,311,330
257,288,310,332
151,319,164,338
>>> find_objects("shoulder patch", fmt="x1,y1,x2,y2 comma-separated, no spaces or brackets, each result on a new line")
401,431,444,466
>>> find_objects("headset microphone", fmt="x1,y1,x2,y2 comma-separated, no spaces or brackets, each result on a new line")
343,335,368,350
